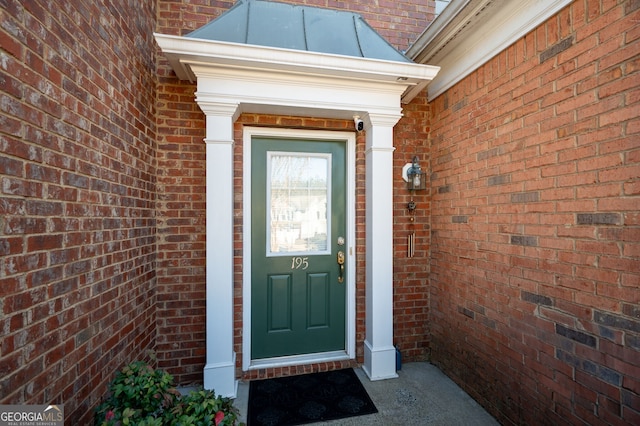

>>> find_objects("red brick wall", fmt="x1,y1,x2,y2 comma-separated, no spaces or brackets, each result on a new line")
394,94,432,361
428,1,640,424
155,0,435,382
155,0,224,384
0,1,158,424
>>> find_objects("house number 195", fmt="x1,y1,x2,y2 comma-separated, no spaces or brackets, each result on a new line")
291,257,309,270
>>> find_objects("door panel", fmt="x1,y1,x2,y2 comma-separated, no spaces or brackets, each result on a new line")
307,273,330,328
268,274,292,332
251,137,346,360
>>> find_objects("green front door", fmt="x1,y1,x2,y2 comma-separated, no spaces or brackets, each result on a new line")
251,137,346,360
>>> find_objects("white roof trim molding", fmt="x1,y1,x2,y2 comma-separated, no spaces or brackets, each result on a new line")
406,0,574,101
154,34,440,105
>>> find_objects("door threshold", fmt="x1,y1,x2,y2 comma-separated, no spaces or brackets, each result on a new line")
248,350,350,371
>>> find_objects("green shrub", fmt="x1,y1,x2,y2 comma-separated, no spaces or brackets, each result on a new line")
95,360,241,426
166,389,239,426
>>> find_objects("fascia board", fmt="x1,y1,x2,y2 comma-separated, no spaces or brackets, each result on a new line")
154,33,439,93
405,0,476,61
407,0,573,101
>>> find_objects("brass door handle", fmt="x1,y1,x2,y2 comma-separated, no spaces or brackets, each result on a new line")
337,250,345,283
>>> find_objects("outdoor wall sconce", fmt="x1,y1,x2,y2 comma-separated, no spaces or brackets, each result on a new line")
402,156,426,191
402,155,426,258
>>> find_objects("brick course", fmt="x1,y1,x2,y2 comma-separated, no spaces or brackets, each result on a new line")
429,1,640,424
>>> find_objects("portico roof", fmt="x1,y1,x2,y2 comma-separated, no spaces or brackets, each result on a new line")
187,0,411,63
155,0,439,104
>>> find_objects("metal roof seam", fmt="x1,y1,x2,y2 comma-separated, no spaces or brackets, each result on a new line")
302,8,309,51
352,15,365,58
244,0,252,44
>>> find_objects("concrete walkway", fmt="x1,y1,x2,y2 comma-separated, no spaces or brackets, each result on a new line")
234,362,499,425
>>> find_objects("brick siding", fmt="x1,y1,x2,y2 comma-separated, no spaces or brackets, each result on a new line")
0,1,158,424
393,94,432,361
2,0,637,424
429,1,640,424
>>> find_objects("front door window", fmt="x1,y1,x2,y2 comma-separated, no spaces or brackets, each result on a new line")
267,153,330,255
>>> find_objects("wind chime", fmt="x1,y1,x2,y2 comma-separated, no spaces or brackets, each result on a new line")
402,156,426,258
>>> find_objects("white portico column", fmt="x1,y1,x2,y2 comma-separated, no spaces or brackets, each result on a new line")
362,112,402,381
199,100,240,398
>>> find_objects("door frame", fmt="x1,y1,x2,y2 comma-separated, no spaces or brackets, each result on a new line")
242,127,356,371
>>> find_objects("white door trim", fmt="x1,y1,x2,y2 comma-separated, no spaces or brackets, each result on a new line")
242,127,357,371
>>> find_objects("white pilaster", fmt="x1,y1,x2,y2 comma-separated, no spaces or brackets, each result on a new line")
362,113,401,381
200,100,240,398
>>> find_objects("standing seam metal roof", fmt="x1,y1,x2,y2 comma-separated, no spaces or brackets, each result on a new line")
186,0,411,63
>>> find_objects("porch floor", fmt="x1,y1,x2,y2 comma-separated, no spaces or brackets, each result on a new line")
234,362,499,425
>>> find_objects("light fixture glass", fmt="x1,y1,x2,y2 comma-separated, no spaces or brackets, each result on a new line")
405,155,426,191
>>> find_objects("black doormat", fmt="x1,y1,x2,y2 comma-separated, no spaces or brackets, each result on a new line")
247,368,378,426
